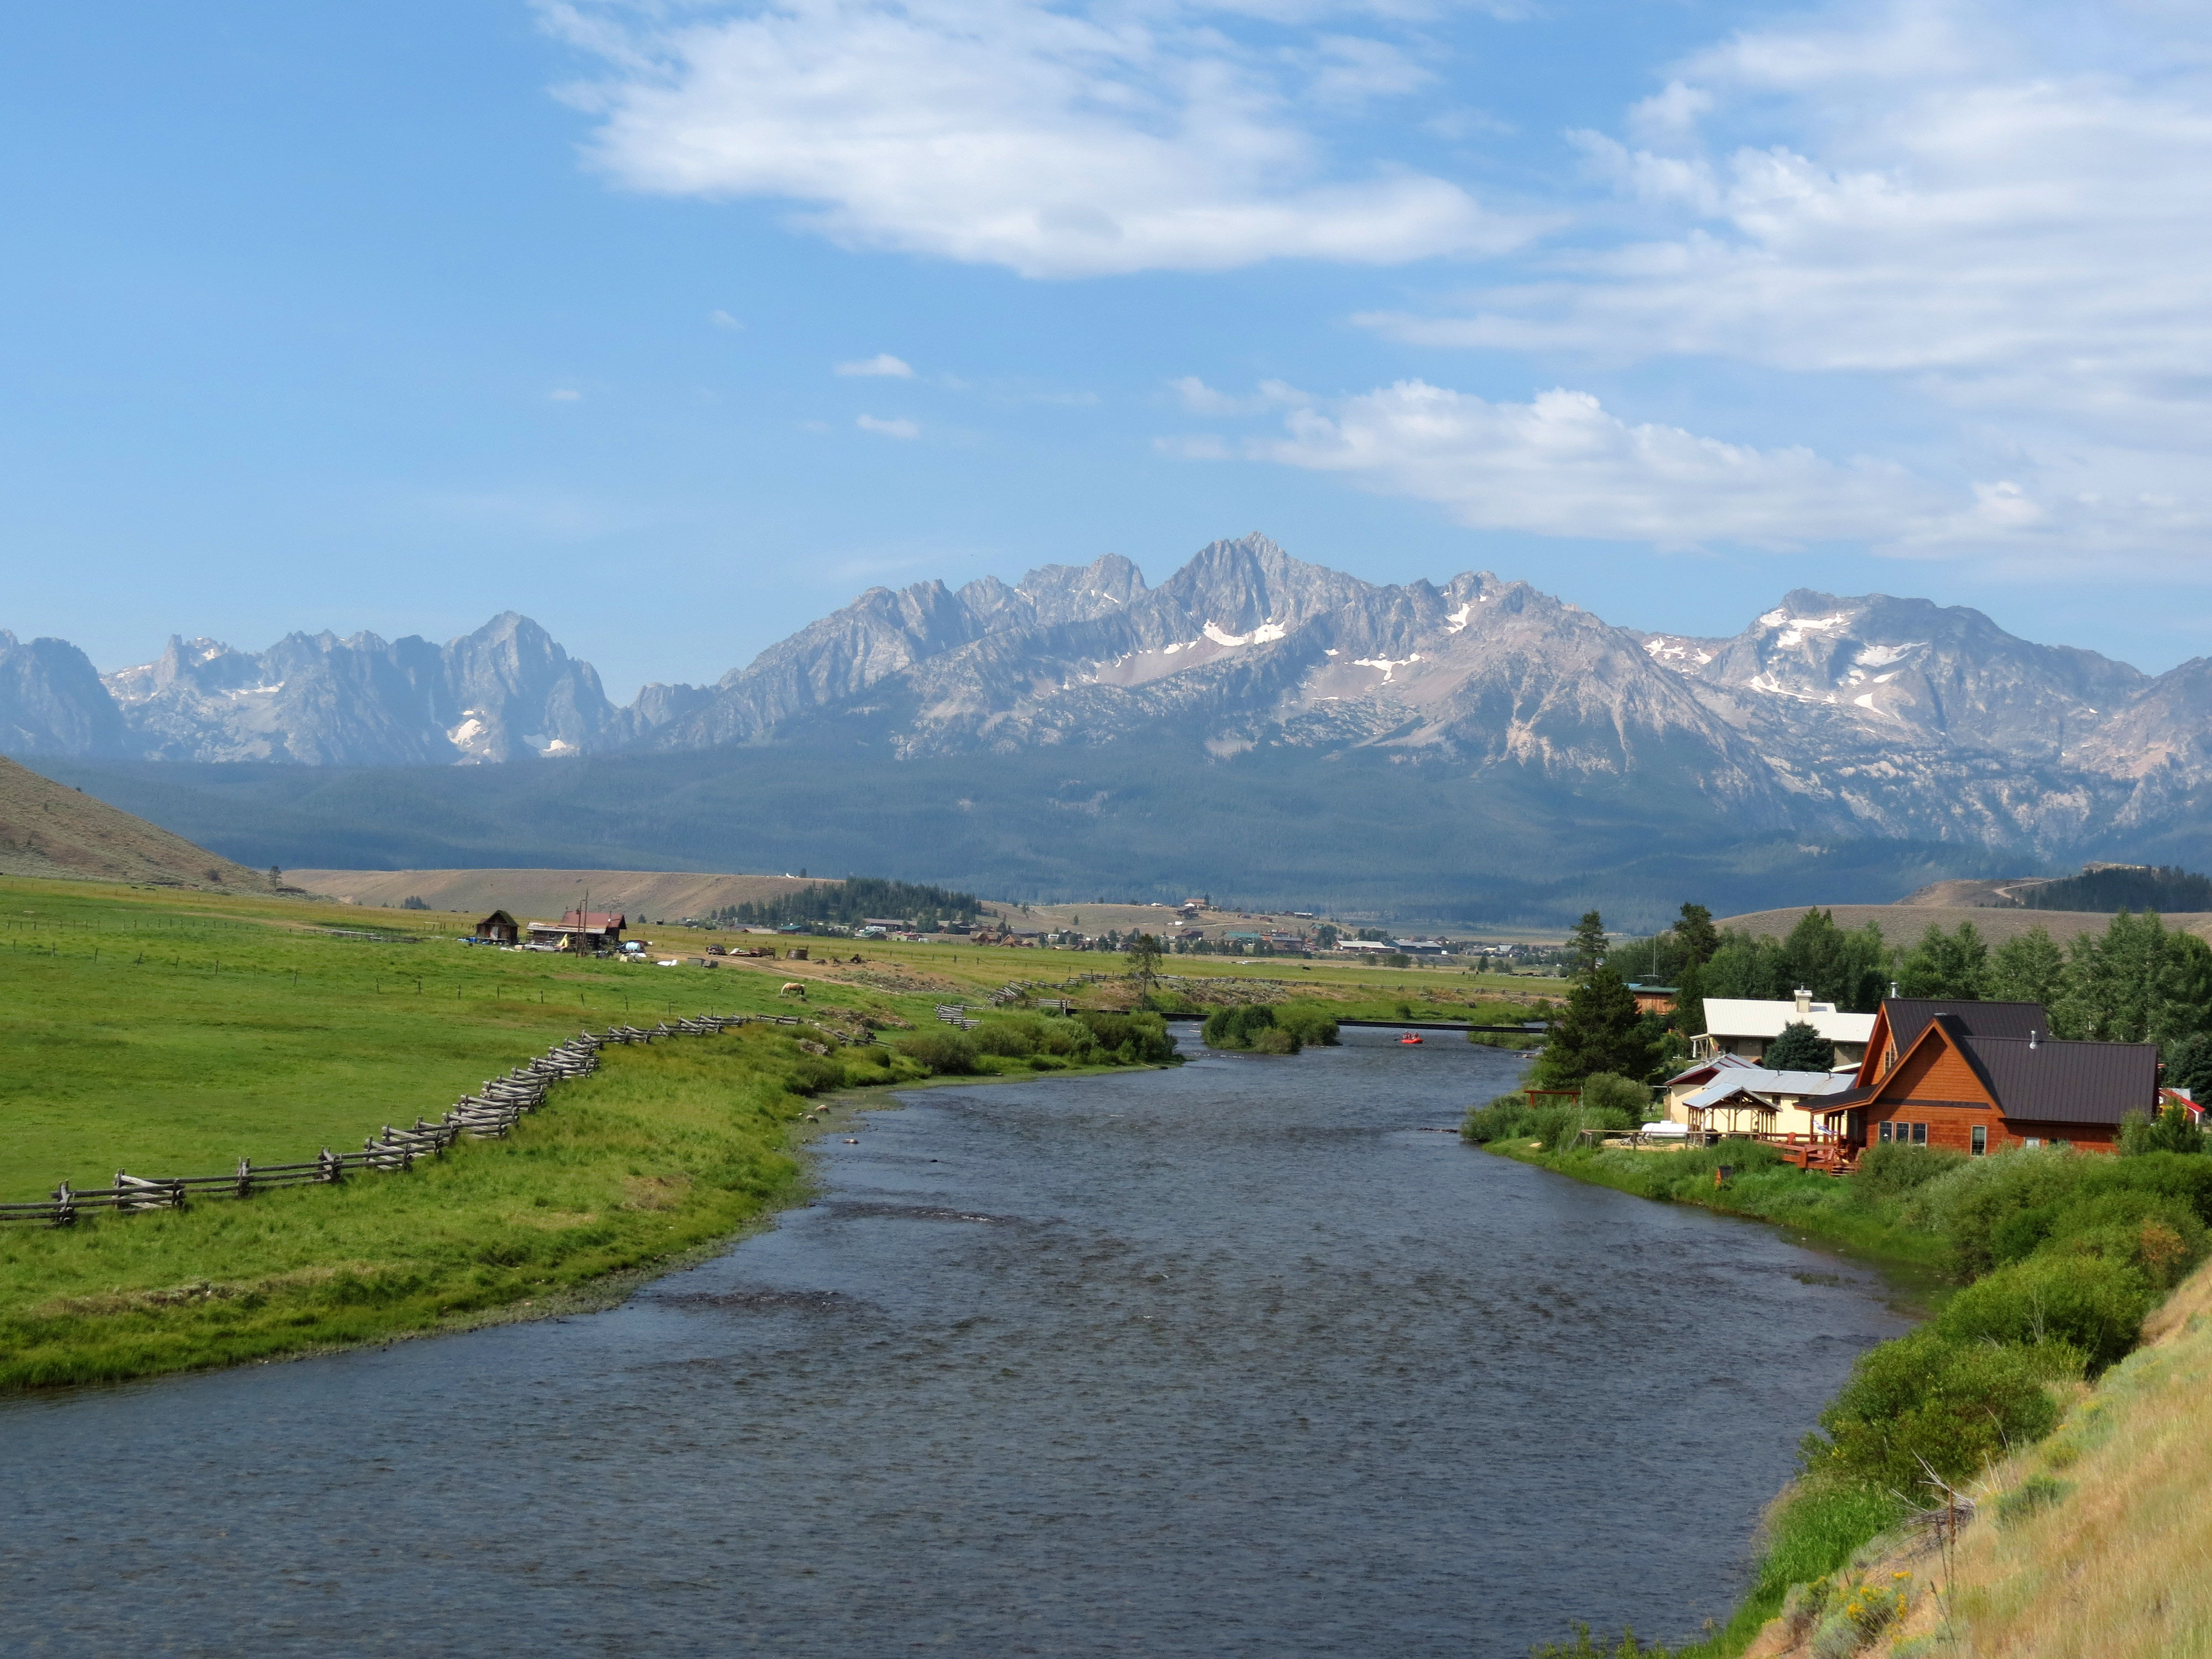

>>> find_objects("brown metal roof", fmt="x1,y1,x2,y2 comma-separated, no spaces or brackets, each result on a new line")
1882,998,2051,1056
1958,1035,2158,1126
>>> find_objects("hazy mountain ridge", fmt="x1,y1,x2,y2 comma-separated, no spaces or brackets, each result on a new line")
9,535,2212,864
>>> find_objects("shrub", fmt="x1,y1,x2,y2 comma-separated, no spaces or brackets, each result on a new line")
2121,1102,2209,1155
972,1017,1045,1058
783,1054,846,1095
1461,1093,1536,1143
1074,1010,1177,1063
1202,1004,1277,1050
893,1030,980,1074
1935,1254,2153,1370
1808,1329,2064,1490
1580,1072,1653,1122
1853,1143,1966,1201
1528,1626,1673,1658
1275,1006,1341,1046
1251,1026,1301,1054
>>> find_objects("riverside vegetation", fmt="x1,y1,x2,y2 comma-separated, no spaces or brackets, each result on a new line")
1470,1102,2212,1656
0,876,1182,1390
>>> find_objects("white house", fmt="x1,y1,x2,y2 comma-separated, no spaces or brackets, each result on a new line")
1693,989,1876,1066
1673,1067,1856,1138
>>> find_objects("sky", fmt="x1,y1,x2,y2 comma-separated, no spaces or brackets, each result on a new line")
6,0,2211,701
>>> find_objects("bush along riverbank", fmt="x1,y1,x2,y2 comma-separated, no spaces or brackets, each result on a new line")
1477,1113,2212,1657
1199,1003,1342,1053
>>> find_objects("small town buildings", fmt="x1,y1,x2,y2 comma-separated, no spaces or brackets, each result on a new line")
473,910,519,944
1818,998,2155,1155
1625,982,1678,1015
1693,990,1877,1065
525,909,627,951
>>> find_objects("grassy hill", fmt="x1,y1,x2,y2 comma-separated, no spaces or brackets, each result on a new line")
0,754,272,891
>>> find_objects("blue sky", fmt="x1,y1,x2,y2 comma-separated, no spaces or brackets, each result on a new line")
6,0,2209,700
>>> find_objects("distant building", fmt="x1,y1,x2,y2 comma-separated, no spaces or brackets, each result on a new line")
1625,982,1677,1015
473,910,519,944
526,910,626,950
1693,990,1876,1065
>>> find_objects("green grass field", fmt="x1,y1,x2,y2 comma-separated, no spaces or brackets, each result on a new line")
0,876,1189,1389
0,874,1551,1390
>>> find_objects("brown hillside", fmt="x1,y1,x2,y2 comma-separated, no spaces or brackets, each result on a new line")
0,755,273,891
285,868,837,922
1717,902,2212,947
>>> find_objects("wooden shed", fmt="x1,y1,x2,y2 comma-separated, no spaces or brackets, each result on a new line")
474,910,520,943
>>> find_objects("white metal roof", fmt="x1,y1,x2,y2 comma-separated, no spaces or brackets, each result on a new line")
1683,1069,1855,1109
1700,998,1877,1043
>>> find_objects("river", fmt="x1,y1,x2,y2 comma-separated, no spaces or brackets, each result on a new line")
1,1025,1906,1657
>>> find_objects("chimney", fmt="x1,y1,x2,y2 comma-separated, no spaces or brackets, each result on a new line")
2030,1029,2040,1050
1890,980,1900,999
1793,986,1812,1015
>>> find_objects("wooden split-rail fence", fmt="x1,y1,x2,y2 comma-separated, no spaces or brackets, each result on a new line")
0,1011,805,1229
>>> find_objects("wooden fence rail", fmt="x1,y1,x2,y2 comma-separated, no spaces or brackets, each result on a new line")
1,1010,811,1229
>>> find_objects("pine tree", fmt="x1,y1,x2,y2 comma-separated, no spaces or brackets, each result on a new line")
1764,1020,1835,1072
1566,911,1608,980
1533,967,1662,1086
1674,902,1719,969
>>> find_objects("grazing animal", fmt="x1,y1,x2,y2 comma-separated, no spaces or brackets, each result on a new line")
779,981,807,997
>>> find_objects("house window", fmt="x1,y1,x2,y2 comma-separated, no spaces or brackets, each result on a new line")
2024,1138,2041,1150
1971,1124,1987,1156
1911,1123,1927,1146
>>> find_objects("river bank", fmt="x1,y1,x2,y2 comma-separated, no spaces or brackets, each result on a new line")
0,1019,1175,1392
1485,1133,2212,1658
0,1028,1902,1658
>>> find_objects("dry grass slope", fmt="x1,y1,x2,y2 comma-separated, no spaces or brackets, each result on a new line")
285,867,832,920
1747,1257,2212,1658
1912,1256,2212,1657
0,755,271,891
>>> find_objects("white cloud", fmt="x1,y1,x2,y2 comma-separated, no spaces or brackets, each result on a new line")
547,388,583,401
1355,0,2212,564
856,414,920,439
541,0,1530,278
709,309,745,328
1168,375,1306,414
835,353,915,378
1243,380,1948,548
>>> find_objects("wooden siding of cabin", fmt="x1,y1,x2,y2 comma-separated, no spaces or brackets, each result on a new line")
1864,1033,2119,1155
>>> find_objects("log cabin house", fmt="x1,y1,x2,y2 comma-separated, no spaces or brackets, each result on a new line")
1817,998,2156,1156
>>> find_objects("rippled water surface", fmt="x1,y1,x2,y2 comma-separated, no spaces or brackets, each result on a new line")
2,1027,1907,1657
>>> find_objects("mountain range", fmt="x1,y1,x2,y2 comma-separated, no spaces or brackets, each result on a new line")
9,535,2209,920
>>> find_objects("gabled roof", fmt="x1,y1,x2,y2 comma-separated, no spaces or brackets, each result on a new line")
1957,1034,2158,1126
1879,998,2048,1058
1702,999,1877,1043
1682,1070,1856,1110
1663,1054,1758,1088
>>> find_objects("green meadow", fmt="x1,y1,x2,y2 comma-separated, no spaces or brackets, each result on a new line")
0,876,1154,1390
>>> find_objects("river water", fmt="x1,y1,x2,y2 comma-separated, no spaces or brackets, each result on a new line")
2,1026,1906,1657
